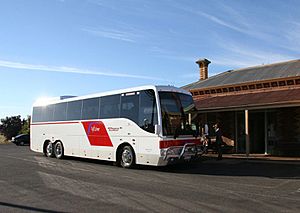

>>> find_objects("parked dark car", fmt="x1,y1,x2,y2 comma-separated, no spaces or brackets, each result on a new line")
12,134,30,146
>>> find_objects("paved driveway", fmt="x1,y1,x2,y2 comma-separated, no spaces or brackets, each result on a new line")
0,144,299,212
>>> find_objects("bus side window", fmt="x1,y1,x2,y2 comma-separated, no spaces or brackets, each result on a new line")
42,105,54,122
32,107,43,122
53,102,67,121
139,90,158,133
66,100,82,120
121,93,139,124
82,98,100,120
100,95,121,119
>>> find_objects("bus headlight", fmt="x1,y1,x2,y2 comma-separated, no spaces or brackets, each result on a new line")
169,148,182,155
161,147,184,158
160,149,167,157
187,146,196,153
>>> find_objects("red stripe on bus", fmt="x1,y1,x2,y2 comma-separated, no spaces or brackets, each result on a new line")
31,121,79,125
82,121,113,147
159,139,201,149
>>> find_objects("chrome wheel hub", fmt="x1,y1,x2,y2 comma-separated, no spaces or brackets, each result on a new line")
56,143,62,157
46,143,53,155
122,149,132,166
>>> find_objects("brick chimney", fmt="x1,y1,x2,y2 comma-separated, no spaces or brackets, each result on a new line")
196,58,211,80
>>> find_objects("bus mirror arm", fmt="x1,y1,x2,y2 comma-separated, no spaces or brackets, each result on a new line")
155,124,162,135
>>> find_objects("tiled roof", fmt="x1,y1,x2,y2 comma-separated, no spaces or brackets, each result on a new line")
194,88,300,111
183,59,300,90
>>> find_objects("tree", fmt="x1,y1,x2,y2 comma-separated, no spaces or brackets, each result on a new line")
0,115,23,139
20,116,31,135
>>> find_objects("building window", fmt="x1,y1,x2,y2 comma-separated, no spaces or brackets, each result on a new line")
279,81,286,86
235,87,241,91
271,82,278,87
249,85,255,89
256,84,263,89
222,88,228,93
242,85,248,90
287,80,294,85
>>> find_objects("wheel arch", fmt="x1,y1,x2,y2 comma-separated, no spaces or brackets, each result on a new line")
54,139,63,145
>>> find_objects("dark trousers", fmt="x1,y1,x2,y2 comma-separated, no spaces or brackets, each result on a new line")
217,144,222,160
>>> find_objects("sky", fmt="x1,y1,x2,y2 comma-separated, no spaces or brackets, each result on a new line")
0,0,300,118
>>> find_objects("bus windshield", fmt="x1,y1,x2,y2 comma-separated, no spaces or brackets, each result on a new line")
159,92,196,137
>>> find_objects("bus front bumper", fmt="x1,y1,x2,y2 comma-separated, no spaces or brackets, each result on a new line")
160,143,204,164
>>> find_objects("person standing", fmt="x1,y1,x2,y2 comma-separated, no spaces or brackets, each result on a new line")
214,123,223,160
203,123,210,153
204,123,209,136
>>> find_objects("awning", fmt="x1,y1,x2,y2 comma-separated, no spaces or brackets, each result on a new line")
194,88,300,111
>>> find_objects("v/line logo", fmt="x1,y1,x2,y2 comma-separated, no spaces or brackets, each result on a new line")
82,121,113,147
91,125,100,133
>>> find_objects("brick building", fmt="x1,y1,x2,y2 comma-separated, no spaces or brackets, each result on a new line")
183,59,300,156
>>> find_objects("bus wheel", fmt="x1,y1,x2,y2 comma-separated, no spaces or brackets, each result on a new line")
120,145,135,168
45,141,54,157
54,141,64,159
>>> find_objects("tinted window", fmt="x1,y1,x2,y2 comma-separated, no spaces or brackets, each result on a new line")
54,103,67,121
100,95,120,119
32,107,42,122
82,98,100,120
159,92,195,136
42,105,54,122
67,100,82,120
139,90,158,133
179,94,195,112
121,93,139,123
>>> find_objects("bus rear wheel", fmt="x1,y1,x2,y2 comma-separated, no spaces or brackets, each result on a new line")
45,141,54,157
54,141,64,159
120,145,135,169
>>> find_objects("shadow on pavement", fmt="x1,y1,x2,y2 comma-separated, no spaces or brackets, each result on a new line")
61,154,300,179
0,201,65,213
145,157,300,179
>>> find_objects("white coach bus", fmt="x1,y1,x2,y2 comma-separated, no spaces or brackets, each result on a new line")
31,85,203,168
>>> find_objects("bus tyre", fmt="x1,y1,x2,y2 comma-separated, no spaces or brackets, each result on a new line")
54,141,64,159
45,142,54,157
120,145,135,169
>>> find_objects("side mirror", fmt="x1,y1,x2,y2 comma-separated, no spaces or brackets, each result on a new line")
143,118,149,129
155,124,162,135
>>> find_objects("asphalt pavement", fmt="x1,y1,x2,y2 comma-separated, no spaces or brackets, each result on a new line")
0,143,299,212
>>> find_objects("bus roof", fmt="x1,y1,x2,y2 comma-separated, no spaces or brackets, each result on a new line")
33,85,191,107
